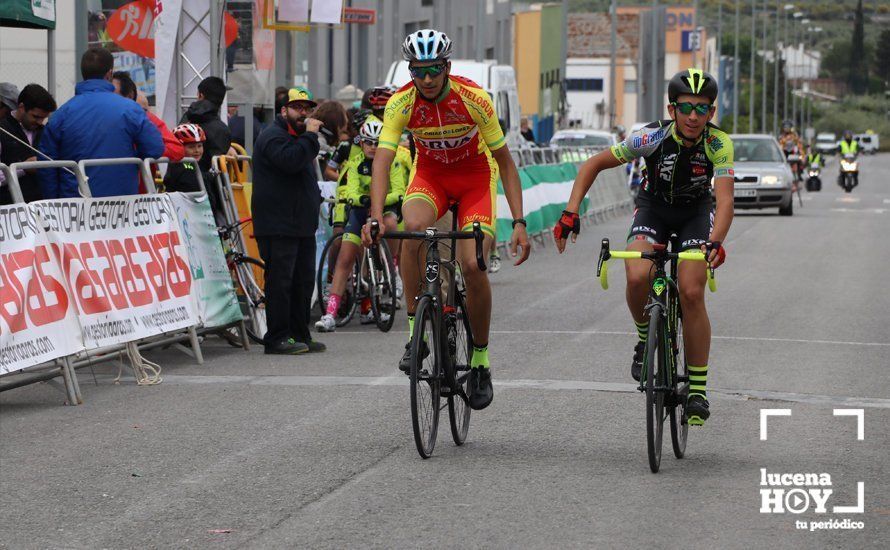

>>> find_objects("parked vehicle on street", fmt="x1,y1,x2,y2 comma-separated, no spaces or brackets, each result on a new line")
855,132,879,154
814,132,838,155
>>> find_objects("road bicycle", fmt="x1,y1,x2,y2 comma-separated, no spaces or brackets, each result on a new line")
372,209,486,458
596,237,716,472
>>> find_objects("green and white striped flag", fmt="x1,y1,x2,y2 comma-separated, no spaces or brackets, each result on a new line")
495,163,589,239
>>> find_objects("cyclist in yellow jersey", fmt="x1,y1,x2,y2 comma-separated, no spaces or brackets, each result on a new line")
317,118,407,332
363,29,530,410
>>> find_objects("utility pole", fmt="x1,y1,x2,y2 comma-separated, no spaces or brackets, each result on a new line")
749,0,756,133
773,0,780,134
761,0,768,132
609,0,617,129
476,0,485,61
692,0,698,67
717,0,723,120
733,0,740,133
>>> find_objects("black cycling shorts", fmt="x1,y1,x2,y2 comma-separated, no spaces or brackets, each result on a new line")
627,195,714,250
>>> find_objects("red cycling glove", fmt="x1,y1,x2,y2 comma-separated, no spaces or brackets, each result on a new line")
553,210,580,241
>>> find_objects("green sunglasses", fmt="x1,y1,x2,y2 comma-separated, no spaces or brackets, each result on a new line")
409,63,446,79
672,101,714,116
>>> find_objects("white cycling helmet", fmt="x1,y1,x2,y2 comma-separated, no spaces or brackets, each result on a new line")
359,118,383,141
401,29,453,62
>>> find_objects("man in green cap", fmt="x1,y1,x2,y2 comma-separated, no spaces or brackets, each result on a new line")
251,86,327,354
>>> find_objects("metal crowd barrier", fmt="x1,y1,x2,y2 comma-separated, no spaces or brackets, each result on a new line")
0,162,83,404
146,156,250,351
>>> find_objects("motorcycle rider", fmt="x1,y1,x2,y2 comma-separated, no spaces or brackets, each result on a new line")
837,130,859,188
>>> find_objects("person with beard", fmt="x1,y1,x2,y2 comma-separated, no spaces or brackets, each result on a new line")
251,87,326,355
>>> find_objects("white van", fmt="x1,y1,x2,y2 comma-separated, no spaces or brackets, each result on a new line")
855,133,879,154
384,60,528,151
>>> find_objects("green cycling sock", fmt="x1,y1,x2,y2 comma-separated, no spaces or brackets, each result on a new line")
407,315,415,338
635,320,649,342
472,345,490,369
688,364,708,398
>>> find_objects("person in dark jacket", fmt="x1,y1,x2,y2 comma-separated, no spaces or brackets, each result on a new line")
227,104,262,147
38,48,163,198
182,76,232,172
251,86,326,355
0,84,56,204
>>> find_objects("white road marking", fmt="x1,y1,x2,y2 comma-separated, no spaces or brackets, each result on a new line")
830,208,886,214
836,197,860,203
338,329,890,348
149,374,890,409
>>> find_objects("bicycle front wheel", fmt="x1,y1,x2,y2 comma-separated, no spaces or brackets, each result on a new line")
230,255,267,345
670,301,689,459
447,287,473,446
369,241,397,333
645,306,665,473
410,295,441,459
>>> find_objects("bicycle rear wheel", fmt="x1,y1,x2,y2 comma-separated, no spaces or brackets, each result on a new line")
369,241,397,333
645,306,665,473
670,301,689,459
410,295,441,459
447,288,473,446
230,255,267,345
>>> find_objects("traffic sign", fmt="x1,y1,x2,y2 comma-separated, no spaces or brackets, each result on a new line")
343,7,376,25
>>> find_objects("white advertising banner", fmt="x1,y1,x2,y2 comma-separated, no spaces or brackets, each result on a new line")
0,204,83,375
29,195,199,350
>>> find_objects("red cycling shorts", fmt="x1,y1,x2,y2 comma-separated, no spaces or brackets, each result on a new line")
404,154,498,237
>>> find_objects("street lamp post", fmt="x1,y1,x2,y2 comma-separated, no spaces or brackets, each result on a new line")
761,0,769,133
733,0,740,133
749,0,756,133
783,4,794,122
773,0,781,134
792,11,803,127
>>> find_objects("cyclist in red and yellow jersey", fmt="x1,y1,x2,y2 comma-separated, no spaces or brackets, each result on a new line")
363,29,530,410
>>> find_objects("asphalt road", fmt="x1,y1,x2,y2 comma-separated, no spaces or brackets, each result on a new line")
2,153,889,549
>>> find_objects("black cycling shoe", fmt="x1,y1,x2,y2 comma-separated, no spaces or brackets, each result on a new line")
686,394,710,425
398,340,430,374
631,341,645,382
467,367,493,410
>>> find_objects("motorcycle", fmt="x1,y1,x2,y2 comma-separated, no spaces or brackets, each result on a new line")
805,162,822,192
839,153,858,193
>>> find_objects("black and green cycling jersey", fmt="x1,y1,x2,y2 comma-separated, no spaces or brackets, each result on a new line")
610,120,734,204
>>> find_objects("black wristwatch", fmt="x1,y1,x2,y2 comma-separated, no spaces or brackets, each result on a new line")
512,218,527,229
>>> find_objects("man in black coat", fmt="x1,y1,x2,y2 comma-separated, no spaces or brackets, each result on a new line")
251,87,326,355
0,83,56,204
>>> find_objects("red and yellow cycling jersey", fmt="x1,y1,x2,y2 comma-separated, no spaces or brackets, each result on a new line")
379,75,506,165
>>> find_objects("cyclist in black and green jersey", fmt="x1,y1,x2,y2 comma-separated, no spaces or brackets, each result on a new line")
554,69,734,425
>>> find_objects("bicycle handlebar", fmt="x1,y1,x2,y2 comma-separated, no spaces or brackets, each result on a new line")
370,220,487,272
596,238,716,292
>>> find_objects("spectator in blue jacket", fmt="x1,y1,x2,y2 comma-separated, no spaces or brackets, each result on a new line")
38,48,163,199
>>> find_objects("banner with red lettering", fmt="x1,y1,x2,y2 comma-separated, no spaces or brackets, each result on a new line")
30,195,199,350
0,204,84,375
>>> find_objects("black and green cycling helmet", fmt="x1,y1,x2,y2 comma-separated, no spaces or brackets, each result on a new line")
668,68,718,103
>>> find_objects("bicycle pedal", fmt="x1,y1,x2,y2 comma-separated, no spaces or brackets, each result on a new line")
687,416,705,426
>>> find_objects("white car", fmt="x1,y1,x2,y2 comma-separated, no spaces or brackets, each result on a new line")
729,134,795,216
549,129,617,149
